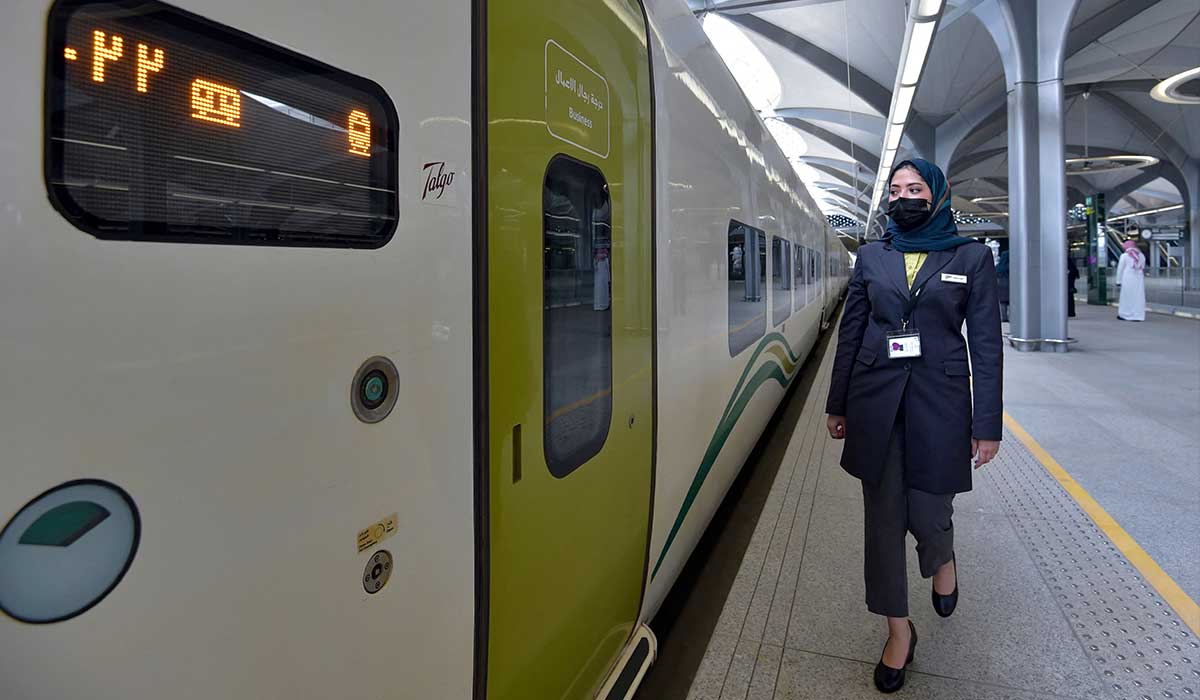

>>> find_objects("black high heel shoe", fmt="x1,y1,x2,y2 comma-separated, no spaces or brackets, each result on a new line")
932,553,958,618
873,620,917,694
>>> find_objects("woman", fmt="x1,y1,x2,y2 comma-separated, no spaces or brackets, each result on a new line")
1116,240,1146,321
825,158,1003,693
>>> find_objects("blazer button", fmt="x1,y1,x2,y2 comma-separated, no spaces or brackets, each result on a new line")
904,363,911,371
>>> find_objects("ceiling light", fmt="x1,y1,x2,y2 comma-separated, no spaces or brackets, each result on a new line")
1065,154,1159,174
900,22,936,85
916,0,944,17
1107,204,1183,222
884,124,903,150
970,195,1008,204
891,85,916,125
1150,66,1200,105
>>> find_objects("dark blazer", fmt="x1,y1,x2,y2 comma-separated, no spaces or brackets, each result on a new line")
825,240,1003,494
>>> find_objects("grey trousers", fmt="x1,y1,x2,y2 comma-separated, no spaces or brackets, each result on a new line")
861,418,956,617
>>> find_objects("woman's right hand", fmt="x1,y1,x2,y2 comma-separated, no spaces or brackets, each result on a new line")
827,415,846,440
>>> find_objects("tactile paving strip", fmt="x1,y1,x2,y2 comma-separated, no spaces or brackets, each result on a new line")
985,428,1198,700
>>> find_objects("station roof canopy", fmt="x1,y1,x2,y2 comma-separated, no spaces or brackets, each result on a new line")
689,0,1199,236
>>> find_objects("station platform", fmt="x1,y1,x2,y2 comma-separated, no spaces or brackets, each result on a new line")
639,305,1199,700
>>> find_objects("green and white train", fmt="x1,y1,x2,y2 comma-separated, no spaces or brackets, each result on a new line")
0,0,850,698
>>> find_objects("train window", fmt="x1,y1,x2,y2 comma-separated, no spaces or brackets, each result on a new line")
543,156,612,477
45,0,398,247
798,246,809,304
806,247,816,291
728,222,766,356
772,237,791,325
792,243,803,309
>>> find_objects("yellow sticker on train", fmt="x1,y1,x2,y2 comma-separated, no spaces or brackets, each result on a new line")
545,39,610,159
356,513,398,553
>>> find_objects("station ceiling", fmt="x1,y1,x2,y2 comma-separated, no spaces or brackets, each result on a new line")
688,0,1199,236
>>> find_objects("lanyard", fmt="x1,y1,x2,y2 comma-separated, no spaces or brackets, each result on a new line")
900,281,929,331
899,255,955,331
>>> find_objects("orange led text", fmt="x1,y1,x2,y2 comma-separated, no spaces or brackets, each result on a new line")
347,110,371,156
92,30,123,83
136,44,164,93
64,47,78,61
191,79,241,128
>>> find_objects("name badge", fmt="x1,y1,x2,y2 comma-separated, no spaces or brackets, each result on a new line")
886,330,922,359
941,273,967,284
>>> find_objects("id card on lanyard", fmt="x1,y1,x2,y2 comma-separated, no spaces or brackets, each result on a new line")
886,328,922,358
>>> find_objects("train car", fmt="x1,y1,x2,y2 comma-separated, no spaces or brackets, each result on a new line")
0,0,850,699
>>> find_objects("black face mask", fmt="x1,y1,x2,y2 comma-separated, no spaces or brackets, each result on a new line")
888,197,932,230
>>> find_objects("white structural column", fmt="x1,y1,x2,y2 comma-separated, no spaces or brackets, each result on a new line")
1187,162,1199,270
978,0,1079,351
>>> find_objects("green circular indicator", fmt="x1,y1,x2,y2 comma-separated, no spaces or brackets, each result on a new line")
351,357,398,424
363,376,385,403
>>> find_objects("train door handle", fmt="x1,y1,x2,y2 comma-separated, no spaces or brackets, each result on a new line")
512,424,522,484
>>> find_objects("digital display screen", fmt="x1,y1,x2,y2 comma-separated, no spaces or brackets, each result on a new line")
46,0,398,247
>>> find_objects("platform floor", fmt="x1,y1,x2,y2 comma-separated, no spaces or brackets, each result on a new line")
664,306,1199,700
1005,302,1200,601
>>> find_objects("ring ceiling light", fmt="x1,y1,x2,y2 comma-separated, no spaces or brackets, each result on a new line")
1107,204,1183,222
1064,155,1158,175
1150,66,1200,105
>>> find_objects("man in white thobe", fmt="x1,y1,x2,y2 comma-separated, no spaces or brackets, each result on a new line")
1116,240,1146,321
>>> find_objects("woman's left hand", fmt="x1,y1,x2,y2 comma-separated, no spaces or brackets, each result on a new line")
972,439,1000,469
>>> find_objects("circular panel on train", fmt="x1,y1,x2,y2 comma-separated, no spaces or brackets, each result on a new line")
0,480,140,623
351,356,400,424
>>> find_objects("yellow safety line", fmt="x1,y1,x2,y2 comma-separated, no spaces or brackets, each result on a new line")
1003,412,1200,635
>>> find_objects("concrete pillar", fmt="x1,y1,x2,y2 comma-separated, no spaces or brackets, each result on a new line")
978,0,1080,351
1187,161,1199,272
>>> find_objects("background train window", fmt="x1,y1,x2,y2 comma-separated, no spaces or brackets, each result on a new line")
793,243,804,309
45,0,398,247
543,156,612,478
772,237,791,325
799,246,809,305
806,246,816,292
728,222,766,356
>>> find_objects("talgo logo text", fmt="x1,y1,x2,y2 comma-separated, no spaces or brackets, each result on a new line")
422,161,455,200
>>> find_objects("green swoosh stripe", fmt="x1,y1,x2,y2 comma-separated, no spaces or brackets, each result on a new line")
720,333,800,426
652,334,802,580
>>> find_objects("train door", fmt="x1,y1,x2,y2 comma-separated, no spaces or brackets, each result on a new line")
482,1,654,699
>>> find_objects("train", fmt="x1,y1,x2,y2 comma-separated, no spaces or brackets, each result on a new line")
0,0,850,698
